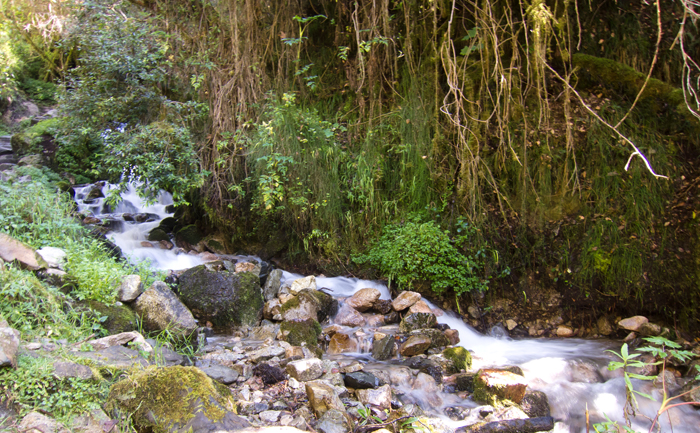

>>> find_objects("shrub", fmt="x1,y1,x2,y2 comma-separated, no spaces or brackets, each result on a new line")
355,218,489,295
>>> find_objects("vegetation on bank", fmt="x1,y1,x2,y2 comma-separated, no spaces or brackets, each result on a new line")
2,0,700,329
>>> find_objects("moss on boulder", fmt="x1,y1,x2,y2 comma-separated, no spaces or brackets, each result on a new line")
83,300,138,334
279,318,322,349
442,346,472,373
175,224,203,247
105,366,250,433
177,265,263,328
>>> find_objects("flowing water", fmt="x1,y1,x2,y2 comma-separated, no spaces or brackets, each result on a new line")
74,183,700,433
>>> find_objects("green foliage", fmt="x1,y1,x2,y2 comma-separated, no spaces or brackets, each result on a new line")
355,217,488,295
18,77,57,103
0,355,109,423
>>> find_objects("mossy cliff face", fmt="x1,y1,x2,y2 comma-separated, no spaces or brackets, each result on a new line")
105,366,249,433
177,265,263,328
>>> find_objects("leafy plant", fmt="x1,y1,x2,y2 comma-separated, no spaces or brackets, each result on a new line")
354,217,489,296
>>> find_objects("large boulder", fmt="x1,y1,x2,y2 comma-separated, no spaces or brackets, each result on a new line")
133,281,197,338
105,366,250,433
81,300,139,334
346,288,381,312
281,289,338,323
178,264,264,328
0,233,48,271
278,319,322,349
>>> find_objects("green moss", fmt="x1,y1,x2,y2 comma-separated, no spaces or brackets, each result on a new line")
83,300,139,334
175,224,203,246
279,295,301,314
442,346,472,373
279,318,322,348
10,118,61,157
105,366,234,433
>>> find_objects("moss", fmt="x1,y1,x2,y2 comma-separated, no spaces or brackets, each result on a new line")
442,346,472,373
83,300,139,334
105,366,235,433
175,224,203,246
279,318,322,348
279,295,301,314
10,118,61,157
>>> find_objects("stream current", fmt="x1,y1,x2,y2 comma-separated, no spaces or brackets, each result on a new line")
74,183,700,433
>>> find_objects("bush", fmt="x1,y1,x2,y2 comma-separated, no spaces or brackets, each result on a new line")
355,218,489,295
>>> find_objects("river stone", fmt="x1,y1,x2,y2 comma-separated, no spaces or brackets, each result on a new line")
264,299,282,320
117,275,143,302
86,331,151,352
236,261,260,274
174,224,203,248
290,275,316,294
638,321,666,337
286,358,324,382
596,316,614,335
147,228,170,242
356,383,392,410
52,361,94,380
371,334,395,360
280,289,337,322
473,369,528,406
373,299,393,314
454,373,475,392
391,291,421,311
18,412,70,433
328,332,358,354
442,347,472,373
556,325,574,337
0,325,20,368
316,408,351,433
306,380,346,417
402,357,443,383
0,233,47,270
521,390,550,417
399,312,437,333
264,269,284,300
200,364,240,384
399,335,431,356
334,304,365,327
36,246,66,269
570,360,603,383
106,365,250,433
249,346,286,364
618,315,648,331
408,300,433,314
254,363,286,385
133,281,198,338
681,380,700,405
178,264,263,328
409,328,449,349
278,319,322,348
346,288,381,312
344,371,380,389
445,328,460,345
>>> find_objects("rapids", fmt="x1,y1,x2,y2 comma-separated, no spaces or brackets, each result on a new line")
74,183,700,433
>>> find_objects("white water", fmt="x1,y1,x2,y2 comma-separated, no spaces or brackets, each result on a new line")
77,184,700,433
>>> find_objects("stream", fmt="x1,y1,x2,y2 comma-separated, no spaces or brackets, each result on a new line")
74,183,700,433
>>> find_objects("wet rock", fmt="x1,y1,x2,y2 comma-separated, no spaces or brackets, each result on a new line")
571,360,603,383
445,328,460,345
178,264,263,328
383,311,400,324
147,228,171,242
278,319,322,348
521,390,550,417
175,224,203,248
199,364,240,384
344,371,380,389
639,321,667,337
371,334,395,360
356,384,392,410
264,299,282,321
282,289,338,323
483,405,529,422
597,316,614,336
117,275,143,302
335,304,365,327
306,380,347,417
473,369,528,406
236,261,260,274
373,299,393,315
254,363,286,385
316,408,352,433
0,233,48,270
391,291,421,311
328,332,358,354
133,281,197,338
556,325,574,337
442,346,472,373
346,288,381,312
290,276,316,294
365,314,385,327
399,335,431,356
18,412,70,433
681,380,700,405
264,269,284,300
106,366,249,433
618,316,648,331
286,358,324,381
457,417,555,433
454,373,475,392
399,312,437,333
0,325,20,368
402,357,443,383
408,300,433,314
409,328,449,350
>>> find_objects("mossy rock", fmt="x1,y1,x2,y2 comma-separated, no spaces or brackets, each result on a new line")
177,265,263,328
10,118,61,157
399,312,437,333
279,318,322,349
105,366,250,433
175,224,203,247
78,300,138,334
442,346,472,373
147,228,171,242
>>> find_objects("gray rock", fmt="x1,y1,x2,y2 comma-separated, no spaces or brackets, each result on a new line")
263,269,284,300
18,412,69,433
259,410,282,423
0,233,48,271
0,325,20,368
52,361,94,380
286,358,324,382
372,334,395,360
334,304,365,327
36,246,66,269
178,264,263,328
70,409,116,433
521,390,550,418
74,345,150,369
290,276,316,294
133,281,197,338
316,408,352,433
200,364,240,384
305,380,346,418
344,371,380,389
356,384,392,410
118,275,144,302
249,345,286,363
399,312,437,333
